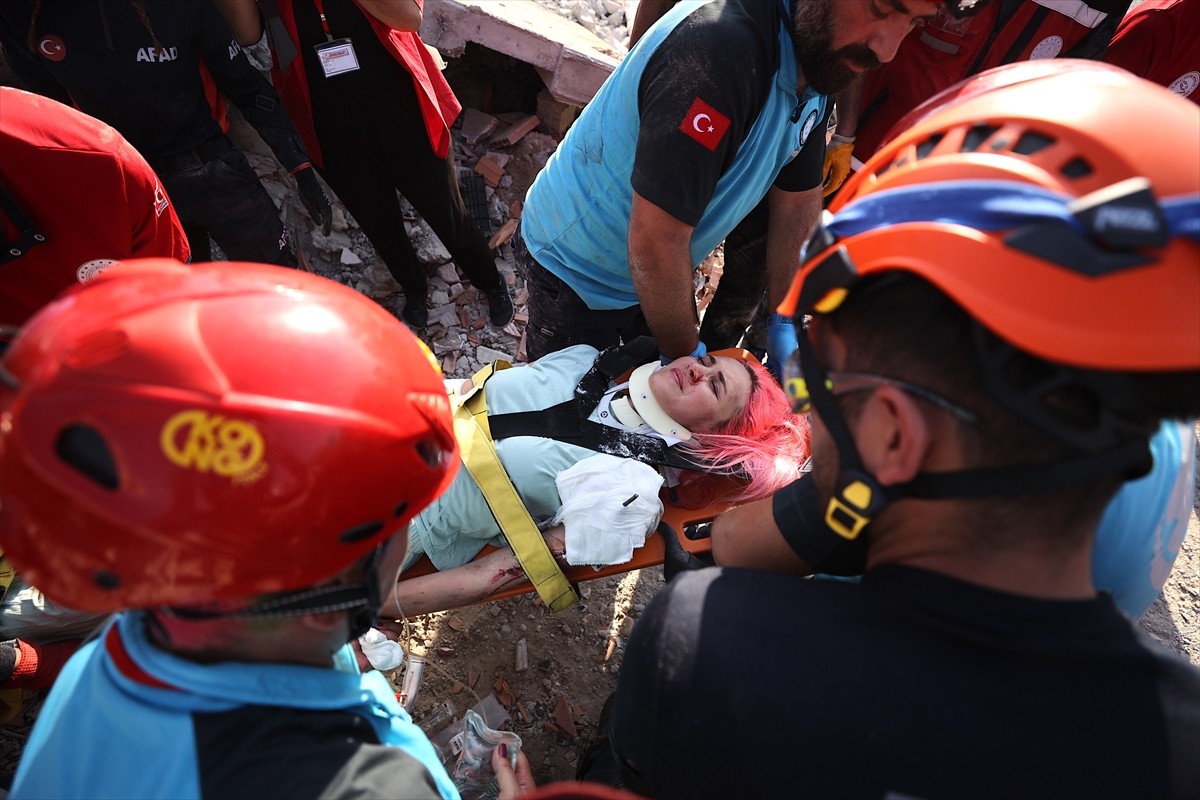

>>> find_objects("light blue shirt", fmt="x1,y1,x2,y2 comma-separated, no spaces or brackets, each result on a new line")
405,346,601,571
12,613,457,799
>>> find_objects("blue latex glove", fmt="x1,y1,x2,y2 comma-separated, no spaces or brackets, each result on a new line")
661,340,707,365
766,313,797,384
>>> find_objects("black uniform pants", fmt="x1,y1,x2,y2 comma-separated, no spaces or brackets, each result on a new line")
512,226,652,362
313,85,498,297
154,139,296,267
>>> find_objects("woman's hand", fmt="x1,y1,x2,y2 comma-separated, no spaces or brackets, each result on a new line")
348,637,373,673
494,744,537,798
373,617,407,641
424,42,447,70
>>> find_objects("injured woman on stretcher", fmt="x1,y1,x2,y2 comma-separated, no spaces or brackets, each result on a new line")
376,338,810,621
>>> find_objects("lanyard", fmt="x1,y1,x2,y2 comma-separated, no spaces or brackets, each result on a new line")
312,0,333,41
777,0,793,34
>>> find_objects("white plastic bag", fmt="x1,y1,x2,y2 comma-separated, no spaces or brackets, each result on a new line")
552,453,664,566
357,627,405,671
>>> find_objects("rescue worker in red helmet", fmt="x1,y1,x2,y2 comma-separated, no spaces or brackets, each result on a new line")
0,260,515,798
606,61,1200,798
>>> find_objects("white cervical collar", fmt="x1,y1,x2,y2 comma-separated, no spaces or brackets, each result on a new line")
608,362,692,441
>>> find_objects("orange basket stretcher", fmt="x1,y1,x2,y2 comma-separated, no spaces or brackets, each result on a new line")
394,347,761,613
395,478,741,609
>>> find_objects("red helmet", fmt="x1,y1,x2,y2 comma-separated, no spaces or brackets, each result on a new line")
0,259,458,612
784,60,1200,373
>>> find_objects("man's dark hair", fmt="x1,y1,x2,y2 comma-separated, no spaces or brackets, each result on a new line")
826,273,1200,542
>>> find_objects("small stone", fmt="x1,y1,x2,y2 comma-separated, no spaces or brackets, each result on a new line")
340,247,362,265
313,229,353,253
330,204,351,232
432,331,465,356
553,696,578,740
482,151,511,169
476,345,511,364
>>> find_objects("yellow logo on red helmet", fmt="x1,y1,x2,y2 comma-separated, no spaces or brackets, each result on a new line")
415,338,443,378
160,410,268,484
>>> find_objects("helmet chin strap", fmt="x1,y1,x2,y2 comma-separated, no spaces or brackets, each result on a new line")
609,362,693,441
163,546,385,643
794,326,1154,544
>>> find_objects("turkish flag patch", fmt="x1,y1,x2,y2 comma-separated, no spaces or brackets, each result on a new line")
679,97,731,152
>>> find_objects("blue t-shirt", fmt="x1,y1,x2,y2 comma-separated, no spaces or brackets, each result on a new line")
13,613,458,799
522,0,829,309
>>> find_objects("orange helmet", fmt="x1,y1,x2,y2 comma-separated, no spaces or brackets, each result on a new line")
776,62,1199,539
0,259,458,612
784,59,1200,372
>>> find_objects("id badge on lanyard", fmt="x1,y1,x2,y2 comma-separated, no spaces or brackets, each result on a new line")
311,0,360,77
315,38,359,76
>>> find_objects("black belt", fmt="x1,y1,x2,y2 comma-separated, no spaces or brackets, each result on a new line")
147,135,234,175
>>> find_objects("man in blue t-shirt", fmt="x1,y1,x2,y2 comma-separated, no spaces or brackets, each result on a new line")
517,0,978,367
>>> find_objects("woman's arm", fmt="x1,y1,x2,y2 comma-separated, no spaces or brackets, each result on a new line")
357,0,423,33
214,0,264,47
377,526,567,618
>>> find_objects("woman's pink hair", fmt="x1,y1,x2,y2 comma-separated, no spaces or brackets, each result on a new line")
675,359,810,506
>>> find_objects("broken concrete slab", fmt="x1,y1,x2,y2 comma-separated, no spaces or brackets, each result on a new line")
422,0,621,107
460,107,500,144
476,344,513,363
491,113,541,146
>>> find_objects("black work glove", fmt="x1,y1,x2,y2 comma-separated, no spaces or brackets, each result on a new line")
660,521,714,583
294,166,332,235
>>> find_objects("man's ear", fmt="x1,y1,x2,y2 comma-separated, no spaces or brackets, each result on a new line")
852,385,932,486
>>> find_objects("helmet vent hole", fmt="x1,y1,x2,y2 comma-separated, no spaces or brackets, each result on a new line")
1012,131,1055,156
1061,157,1094,179
415,439,444,468
915,133,944,160
94,571,120,590
961,124,999,152
393,501,408,519
338,521,384,544
55,425,118,490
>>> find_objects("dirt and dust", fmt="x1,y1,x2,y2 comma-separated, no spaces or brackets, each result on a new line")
388,570,660,784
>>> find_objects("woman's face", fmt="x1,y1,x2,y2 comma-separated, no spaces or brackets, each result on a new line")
648,355,752,433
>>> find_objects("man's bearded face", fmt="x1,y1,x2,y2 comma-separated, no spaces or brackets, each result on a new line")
792,0,883,95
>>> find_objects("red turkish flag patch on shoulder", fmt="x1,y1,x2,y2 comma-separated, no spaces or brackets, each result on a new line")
679,97,731,152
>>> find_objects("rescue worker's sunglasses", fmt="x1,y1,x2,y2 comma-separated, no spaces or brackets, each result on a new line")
783,357,983,428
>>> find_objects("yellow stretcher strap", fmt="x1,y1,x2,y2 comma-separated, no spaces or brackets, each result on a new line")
0,553,15,597
0,553,24,722
453,362,580,612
